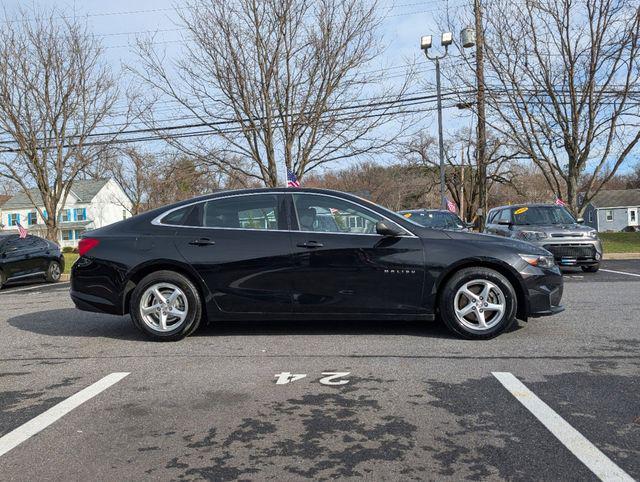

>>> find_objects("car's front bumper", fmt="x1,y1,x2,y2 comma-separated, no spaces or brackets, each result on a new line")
519,264,564,318
530,238,603,267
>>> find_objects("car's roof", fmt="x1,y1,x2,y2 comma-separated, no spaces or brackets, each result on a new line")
398,209,454,214
489,203,558,212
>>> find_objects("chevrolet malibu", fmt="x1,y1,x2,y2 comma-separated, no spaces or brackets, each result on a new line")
70,188,564,340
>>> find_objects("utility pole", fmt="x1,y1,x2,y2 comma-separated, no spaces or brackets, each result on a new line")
460,146,465,221
474,0,488,230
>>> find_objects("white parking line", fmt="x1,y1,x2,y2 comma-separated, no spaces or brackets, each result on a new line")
493,372,633,482
600,269,640,278
0,372,129,458
0,282,70,295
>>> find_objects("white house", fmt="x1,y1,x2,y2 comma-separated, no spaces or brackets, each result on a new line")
0,179,132,248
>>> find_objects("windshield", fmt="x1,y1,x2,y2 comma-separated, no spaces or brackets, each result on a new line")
512,206,576,225
400,211,464,229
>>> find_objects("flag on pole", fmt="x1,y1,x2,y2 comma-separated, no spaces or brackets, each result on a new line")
445,197,457,213
16,222,28,239
554,197,565,206
287,168,300,187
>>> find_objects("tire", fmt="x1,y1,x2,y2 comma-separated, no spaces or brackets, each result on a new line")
439,267,517,339
581,264,599,273
0,270,6,289
45,261,62,283
130,270,202,341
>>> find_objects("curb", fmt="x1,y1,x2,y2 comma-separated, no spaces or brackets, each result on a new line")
61,274,71,282
604,253,640,260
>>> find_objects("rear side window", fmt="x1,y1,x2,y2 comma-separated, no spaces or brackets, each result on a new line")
160,206,191,226
203,195,280,230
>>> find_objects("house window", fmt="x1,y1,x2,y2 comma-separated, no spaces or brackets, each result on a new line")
7,213,18,226
122,209,127,220
75,208,87,221
588,211,593,223
27,212,37,225
60,209,70,222
605,210,613,222
74,229,84,240
62,230,73,241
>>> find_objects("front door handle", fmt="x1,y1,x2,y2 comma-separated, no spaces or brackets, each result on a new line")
189,238,216,247
297,241,324,249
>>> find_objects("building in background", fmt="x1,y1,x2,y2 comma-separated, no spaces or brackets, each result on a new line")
0,179,132,247
583,189,640,232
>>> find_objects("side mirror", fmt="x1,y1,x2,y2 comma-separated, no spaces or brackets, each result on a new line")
497,220,512,227
576,217,584,224
376,221,403,237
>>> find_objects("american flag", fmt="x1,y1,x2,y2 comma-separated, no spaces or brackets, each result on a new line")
554,197,566,206
445,197,457,213
287,168,300,188
16,222,28,239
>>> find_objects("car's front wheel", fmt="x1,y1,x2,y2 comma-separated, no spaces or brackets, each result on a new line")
130,270,202,341
439,267,517,339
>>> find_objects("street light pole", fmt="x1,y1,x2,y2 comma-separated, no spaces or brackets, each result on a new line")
434,57,446,211
421,33,452,210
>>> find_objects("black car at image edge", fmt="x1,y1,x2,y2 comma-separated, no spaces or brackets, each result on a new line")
0,233,64,288
70,188,564,340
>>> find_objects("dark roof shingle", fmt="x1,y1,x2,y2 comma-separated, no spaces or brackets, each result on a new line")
1,179,109,209
588,189,640,208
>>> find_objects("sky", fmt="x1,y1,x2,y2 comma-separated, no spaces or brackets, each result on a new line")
0,0,475,173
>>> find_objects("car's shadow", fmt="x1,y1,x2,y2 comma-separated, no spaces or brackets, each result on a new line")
6,308,525,341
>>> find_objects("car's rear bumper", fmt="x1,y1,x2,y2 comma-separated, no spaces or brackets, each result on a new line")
70,289,121,315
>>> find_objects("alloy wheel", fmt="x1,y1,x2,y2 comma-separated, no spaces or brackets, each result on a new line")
139,282,189,333
50,262,61,280
454,279,506,332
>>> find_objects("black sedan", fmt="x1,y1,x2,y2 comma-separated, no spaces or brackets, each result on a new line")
0,233,64,288
70,188,564,340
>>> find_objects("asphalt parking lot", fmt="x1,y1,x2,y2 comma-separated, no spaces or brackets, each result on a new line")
0,260,638,481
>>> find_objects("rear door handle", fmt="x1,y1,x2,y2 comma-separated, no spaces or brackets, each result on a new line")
189,238,216,246
297,241,324,249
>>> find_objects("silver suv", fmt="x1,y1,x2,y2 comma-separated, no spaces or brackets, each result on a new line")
485,204,603,272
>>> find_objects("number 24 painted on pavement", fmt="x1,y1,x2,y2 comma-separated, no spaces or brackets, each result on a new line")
274,372,350,385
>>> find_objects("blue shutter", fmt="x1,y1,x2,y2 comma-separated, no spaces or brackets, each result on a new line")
82,208,87,220
72,209,76,221
16,214,20,225
43,210,48,219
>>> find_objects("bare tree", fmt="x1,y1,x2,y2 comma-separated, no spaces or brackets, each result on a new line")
132,0,414,187
481,0,640,215
400,130,522,221
0,8,123,241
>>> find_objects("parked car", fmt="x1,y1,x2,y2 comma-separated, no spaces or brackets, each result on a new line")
485,204,603,272
398,209,472,231
71,188,564,341
0,234,64,288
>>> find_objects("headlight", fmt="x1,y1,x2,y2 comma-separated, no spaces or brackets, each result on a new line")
587,230,598,239
519,254,555,268
514,230,548,241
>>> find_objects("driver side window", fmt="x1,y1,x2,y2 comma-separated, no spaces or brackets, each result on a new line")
292,194,383,234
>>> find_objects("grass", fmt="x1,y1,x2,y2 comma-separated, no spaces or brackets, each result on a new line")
63,252,79,274
599,232,640,253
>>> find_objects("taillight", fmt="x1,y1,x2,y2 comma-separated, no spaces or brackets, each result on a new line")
78,238,100,256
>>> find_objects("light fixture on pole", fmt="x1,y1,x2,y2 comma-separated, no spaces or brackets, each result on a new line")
420,29,476,211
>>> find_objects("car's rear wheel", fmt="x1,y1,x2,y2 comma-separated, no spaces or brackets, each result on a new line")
581,264,599,273
45,261,61,283
439,267,517,339
130,270,202,341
